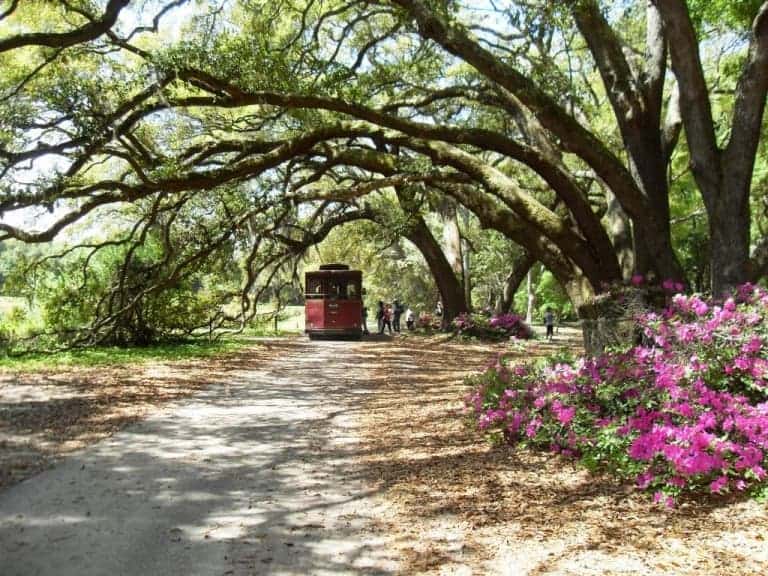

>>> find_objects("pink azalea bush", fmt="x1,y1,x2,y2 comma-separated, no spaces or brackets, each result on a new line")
489,313,534,339
416,312,438,331
453,312,533,340
452,312,475,332
465,284,768,503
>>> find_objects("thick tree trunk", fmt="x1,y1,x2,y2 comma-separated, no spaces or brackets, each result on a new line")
458,205,473,309
525,267,539,324
604,189,634,280
749,236,768,282
441,202,464,280
570,0,686,284
710,185,751,295
392,186,468,326
498,252,535,313
564,273,595,314
441,202,473,310
654,1,768,293
461,237,472,309
404,215,468,328
627,144,685,283
631,202,683,282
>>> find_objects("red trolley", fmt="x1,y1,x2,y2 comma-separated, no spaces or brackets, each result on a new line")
304,264,363,339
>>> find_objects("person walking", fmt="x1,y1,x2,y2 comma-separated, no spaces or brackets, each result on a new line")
405,308,415,330
375,300,384,333
380,303,393,335
392,299,403,332
544,307,555,341
361,305,369,335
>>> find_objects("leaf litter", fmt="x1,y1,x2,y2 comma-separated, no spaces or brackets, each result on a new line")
1,332,766,575
355,331,768,575
0,340,283,490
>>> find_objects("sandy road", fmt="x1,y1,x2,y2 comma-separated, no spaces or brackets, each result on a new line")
0,339,399,576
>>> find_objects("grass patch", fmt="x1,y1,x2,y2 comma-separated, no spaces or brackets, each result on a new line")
239,305,305,336
0,336,251,373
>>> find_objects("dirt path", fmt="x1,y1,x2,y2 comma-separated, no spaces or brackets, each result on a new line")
2,334,767,575
0,340,400,576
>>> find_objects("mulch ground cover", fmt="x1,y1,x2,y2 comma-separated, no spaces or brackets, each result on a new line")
356,334,768,575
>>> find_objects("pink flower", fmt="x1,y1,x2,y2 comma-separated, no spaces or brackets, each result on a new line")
631,274,645,286
629,428,668,460
737,283,756,300
750,465,767,480
742,336,763,355
468,283,768,504
733,355,753,372
525,418,542,438
697,411,716,429
653,491,675,508
751,359,768,379
555,406,576,425
668,476,686,488
671,402,695,418
506,412,525,434
734,446,763,470
634,347,653,363
636,470,654,489
691,297,709,316
709,476,728,493
745,312,762,326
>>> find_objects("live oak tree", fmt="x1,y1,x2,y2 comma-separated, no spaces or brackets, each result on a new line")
0,0,766,345
387,0,767,293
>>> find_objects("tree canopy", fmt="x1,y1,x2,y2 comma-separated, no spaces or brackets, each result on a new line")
0,0,766,346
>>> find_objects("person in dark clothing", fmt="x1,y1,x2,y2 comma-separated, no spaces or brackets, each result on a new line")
392,299,403,332
375,300,384,333
544,307,555,341
361,305,369,335
380,303,393,334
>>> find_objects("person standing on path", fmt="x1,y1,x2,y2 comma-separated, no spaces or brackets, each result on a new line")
375,300,384,333
362,305,369,335
392,299,403,333
405,308,415,330
380,304,393,335
544,307,555,341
